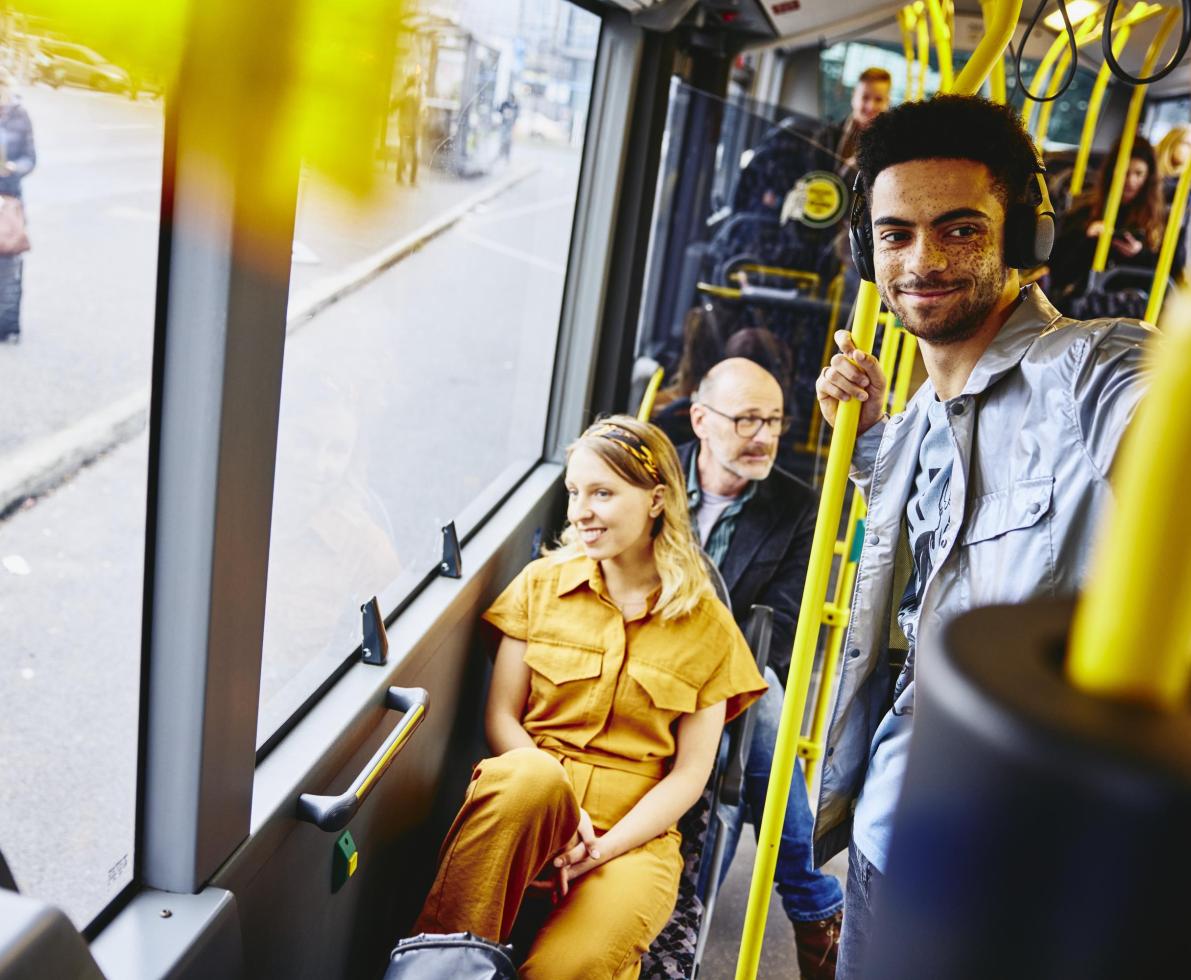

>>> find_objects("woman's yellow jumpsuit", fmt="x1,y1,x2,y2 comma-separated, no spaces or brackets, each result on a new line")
414,555,768,978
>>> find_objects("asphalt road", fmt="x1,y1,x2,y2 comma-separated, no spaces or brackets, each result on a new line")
0,90,582,927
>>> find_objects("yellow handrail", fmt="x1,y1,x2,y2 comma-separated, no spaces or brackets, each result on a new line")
1144,158,1191,323
636,366,664,422
801,317,905,791
980,0,1008,102
899,8,917,99
1034,15,1102,143
916,12,931,100
1022,26,1075,131
926,0,955,91
804,274,848,454
1092,8,1180,273
1067,288,1191,706
735,1,1022,973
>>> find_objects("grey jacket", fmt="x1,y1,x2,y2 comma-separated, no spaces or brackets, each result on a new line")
812,286,1153,866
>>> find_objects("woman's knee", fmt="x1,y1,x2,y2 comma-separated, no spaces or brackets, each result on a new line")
475,747,573,816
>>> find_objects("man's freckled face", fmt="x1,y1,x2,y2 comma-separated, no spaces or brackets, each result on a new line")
870,158,1010,345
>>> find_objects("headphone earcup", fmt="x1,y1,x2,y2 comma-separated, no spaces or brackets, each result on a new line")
1033,210,1055,265
849,191,876,282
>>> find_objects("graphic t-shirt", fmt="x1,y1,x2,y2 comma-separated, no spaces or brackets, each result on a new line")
853,396,954,871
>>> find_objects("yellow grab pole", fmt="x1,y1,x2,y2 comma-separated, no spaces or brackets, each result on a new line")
805,275,848,453
1032,46,1070,145
734,283,882,980
1022,29,1073,131
1067,288,1191,707
979,0,1009,102
735,4,1020,973
900,8,917,99
1093,8,1179,273
802,320,904,792
636,366,664,422
1144,158,1191,323
916,12,930,100
953,0,1023,95
1035,15,1102,142
891,331,920,412
1068,2,1164,199
926,0,954,91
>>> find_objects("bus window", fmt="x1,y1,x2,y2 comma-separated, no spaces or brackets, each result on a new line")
255,0,600,748
0,28,162,926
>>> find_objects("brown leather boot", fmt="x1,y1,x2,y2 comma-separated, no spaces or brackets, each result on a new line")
793,910,842,980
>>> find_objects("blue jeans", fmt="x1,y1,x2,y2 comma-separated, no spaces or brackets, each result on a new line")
718,667,845,923
837,840,882,979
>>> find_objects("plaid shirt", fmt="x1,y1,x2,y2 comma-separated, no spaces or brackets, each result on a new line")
686,450,757,567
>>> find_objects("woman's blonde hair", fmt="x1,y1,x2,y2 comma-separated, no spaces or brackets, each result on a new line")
1156,124,1191,180
549,414,711,620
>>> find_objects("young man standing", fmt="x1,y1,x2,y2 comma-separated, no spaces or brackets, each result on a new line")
813,96,1152,976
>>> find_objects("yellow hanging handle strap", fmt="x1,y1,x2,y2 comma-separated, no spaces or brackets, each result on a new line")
1092,8,1179,273
734,2,1023,975
1067,289,1191,707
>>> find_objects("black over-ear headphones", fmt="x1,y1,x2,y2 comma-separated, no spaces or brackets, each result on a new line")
849,162,1056,283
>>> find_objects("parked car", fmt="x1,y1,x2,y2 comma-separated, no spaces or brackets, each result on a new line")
38,39,130,94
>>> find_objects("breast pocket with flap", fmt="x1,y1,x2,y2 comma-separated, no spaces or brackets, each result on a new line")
959,475,1055,605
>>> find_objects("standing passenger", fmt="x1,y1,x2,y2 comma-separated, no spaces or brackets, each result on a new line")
681,357,845,979
0,68,34,344
813,96,1152,977
816,67,892,179
413,416,768,980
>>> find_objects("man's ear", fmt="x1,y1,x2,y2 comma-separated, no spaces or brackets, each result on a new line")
689,402,708,439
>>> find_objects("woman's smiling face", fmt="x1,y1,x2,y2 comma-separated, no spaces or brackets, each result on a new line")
565,447,659,563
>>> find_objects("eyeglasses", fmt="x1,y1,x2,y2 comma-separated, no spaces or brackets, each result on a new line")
700,403,792,438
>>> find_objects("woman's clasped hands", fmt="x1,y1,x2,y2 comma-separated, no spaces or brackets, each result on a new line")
549,807,608,902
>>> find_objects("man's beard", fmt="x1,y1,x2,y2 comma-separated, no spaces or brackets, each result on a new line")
879,268,1008,346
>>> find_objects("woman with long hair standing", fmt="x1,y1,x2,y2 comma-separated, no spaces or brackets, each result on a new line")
0,68,34,344
413,415,767,979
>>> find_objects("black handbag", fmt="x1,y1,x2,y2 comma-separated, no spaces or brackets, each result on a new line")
383,932,518,979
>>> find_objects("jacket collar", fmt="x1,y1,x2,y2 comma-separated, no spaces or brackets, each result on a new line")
960,285,1067,397
901,286,1067,412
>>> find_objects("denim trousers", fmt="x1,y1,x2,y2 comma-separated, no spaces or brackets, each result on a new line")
718,667,845,923
836,840,882,979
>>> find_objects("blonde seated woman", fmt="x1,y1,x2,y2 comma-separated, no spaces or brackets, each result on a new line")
413,415,768,979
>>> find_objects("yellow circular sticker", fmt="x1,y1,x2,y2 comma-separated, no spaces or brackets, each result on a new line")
783,171,848,229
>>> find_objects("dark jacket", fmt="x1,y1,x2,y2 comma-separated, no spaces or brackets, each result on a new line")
678,440,817,687
0,102,35,199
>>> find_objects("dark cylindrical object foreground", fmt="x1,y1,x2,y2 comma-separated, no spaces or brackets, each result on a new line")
866,599,1191,979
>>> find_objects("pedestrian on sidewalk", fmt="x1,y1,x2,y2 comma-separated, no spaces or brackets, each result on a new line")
0,67,35,344
395,74,421,187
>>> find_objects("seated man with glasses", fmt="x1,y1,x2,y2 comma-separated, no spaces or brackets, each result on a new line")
678,357,845,979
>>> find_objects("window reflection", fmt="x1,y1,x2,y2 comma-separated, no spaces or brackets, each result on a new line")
258,0,600,745
0,19,162,926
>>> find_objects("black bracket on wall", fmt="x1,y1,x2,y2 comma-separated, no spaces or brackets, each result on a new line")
440,521,462,579
360,596,389,666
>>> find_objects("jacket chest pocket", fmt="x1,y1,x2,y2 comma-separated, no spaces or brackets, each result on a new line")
959,476,1055,605
523,639,603,725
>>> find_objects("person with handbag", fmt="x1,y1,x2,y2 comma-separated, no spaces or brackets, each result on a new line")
0,67,35,344
413,416,767,979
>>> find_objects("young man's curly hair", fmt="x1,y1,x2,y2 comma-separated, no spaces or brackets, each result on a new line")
855,95,1041,206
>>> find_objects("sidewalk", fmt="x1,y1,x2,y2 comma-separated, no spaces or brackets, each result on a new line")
0,156,538,518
